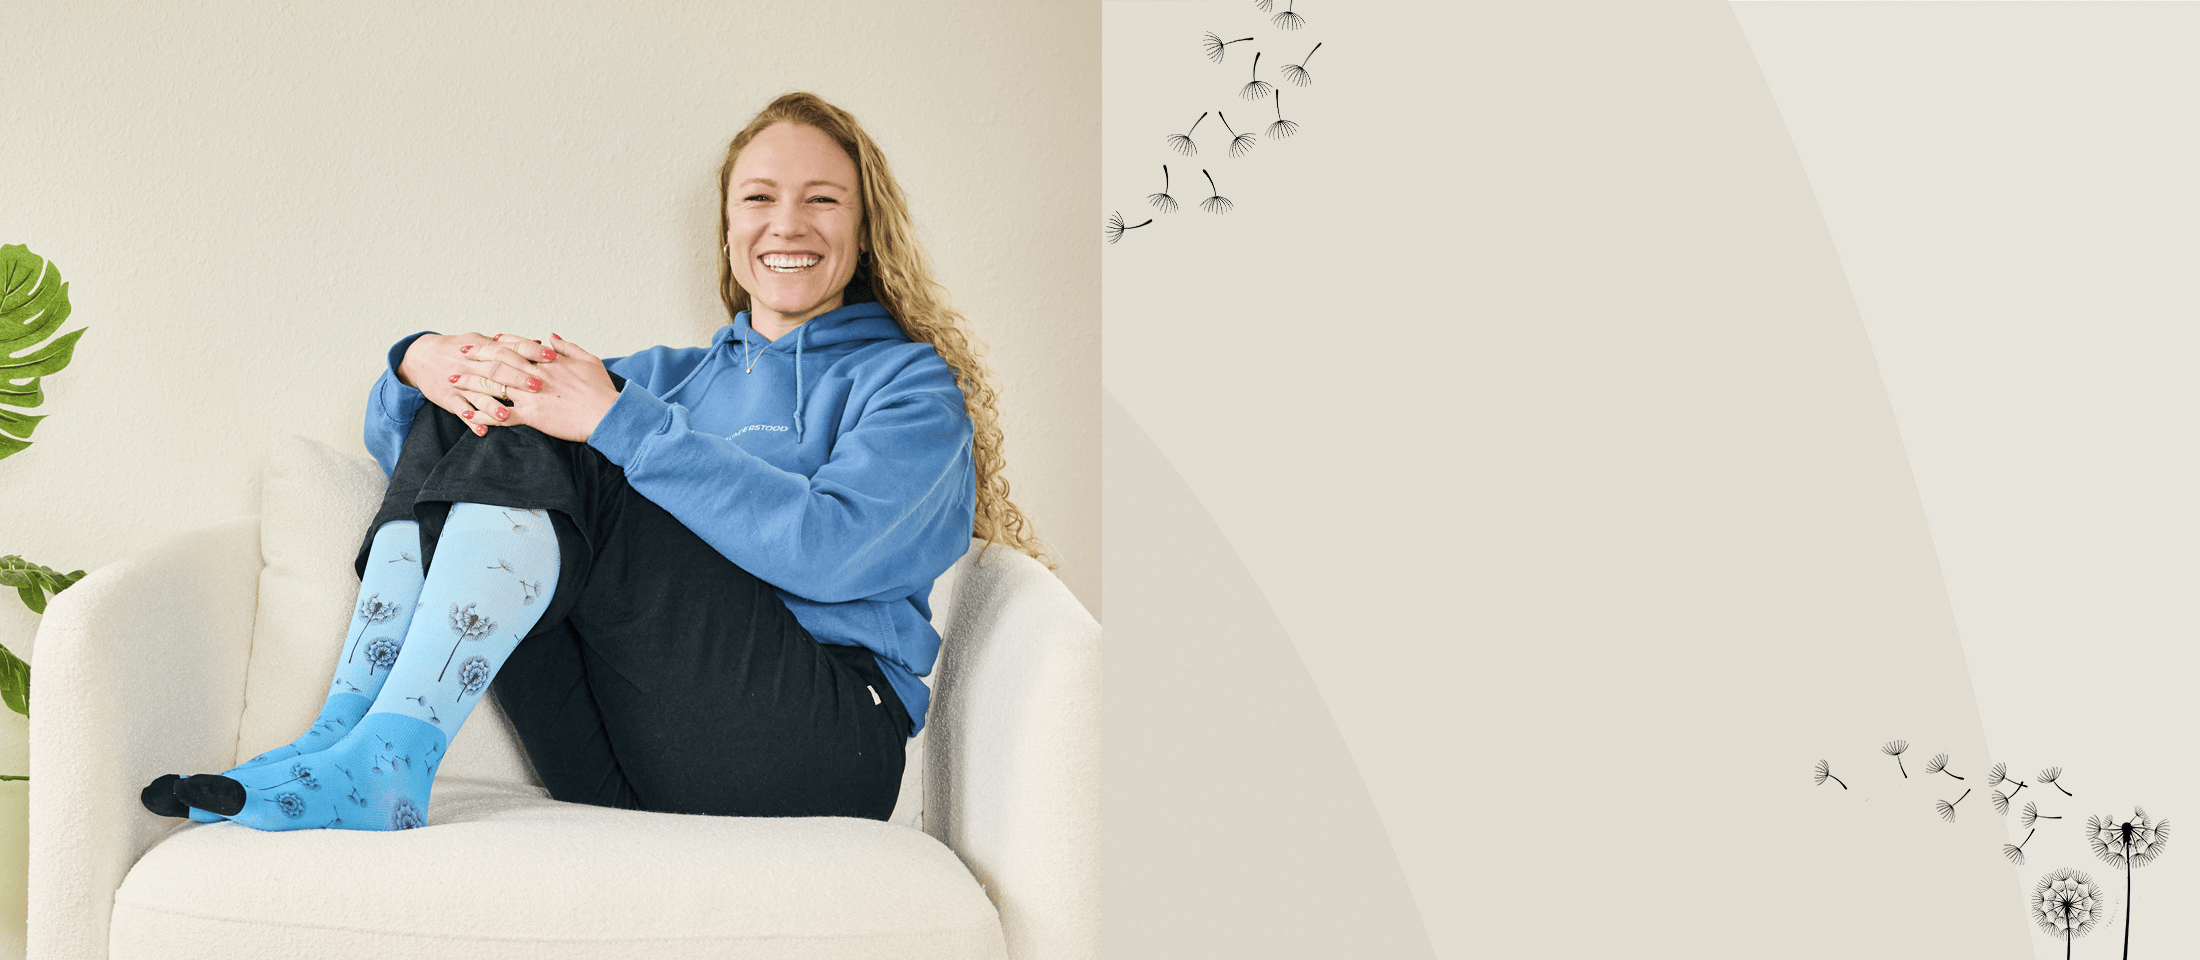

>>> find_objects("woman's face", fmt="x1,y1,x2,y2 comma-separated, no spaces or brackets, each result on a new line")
725,122,864,338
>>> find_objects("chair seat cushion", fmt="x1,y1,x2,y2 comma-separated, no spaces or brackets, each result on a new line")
111,778,1007,960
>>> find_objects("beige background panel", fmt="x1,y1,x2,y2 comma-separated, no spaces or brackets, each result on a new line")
1733,5,2200,957
1,2,1096,956
1106,2,2023,955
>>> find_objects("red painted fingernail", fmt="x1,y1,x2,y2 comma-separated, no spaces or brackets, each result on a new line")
493,408,509,421
527,377,542,391
462,410,473,420
474,425,487,436
460,345,473,354
541,348,556,361
448,374,460,383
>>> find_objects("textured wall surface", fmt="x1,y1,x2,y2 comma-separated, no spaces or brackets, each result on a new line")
0,2,1096,955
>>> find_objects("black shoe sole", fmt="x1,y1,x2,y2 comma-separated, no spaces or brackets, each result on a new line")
140,774,188,818
173,774,247,817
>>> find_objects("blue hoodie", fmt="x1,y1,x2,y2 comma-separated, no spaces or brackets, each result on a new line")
362,301,977,733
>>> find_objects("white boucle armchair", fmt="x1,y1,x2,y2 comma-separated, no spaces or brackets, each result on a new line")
28,436,1100,960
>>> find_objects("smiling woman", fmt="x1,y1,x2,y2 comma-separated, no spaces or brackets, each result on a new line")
145,91,1047,833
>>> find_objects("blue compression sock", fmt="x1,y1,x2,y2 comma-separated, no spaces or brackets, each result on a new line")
181,520,427,823
179,504,558,830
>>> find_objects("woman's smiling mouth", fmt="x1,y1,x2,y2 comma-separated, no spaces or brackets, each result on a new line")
762,253,821,273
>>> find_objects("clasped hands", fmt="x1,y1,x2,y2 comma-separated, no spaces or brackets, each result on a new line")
397,332,620,442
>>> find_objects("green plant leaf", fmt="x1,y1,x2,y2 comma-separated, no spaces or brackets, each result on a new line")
0,327,84,380
0,643,27,717
0,377,42,408
0,556,85,615
0,246,71,352
0,410,45,440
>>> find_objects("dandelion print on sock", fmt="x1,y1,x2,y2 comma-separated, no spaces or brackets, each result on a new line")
456,655,493,701
1812,759,1846,789
273,792,306,819
363,636,402,674
322,816,344,829
2040,766,2076,797
488,559,515,575
259,763,319,791
2031,867,2106,960
2089,806,2169,960
440,602,498,681
345,593,402,663
390,797,425,830
519,580,543,605
1884,739,1910,778
1936,788,1972,823
1925,753,1964,781
388,551,417,564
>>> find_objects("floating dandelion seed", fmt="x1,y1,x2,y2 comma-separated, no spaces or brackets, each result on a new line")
1272,0,1306,30
1203,32,1255,64
1198,170,1233,214
2039,766,2075,797
2032,866,2107,960
1988,762,2011,786
520,580,543,604
2089,806,2170,960
345,594,402,663
1167,112,1207,157
488,559,515,574
2005,828,2037,865
321,816,344,829
1994,786,2031,816
273,792,306,819
1105,211,1154,244
1812,758,1847,790
1936,788,1972,823
1148,166,1178,214
1281,42,1321,87
457,655,493,701
1884,740,1910,778
390,797,425,830
1267,90,1298,139
363,636,402,674
2023,801,2064,829
1925,753,1965,781
501,510,530,533
1255,0,1272,10
1219,112,1257,158
388,551,417,564
1241,52,1273,101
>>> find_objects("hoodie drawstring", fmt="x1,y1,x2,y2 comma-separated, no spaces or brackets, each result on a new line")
793,322,809,441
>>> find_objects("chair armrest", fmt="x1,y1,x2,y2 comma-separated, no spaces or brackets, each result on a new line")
29,516,263,960
926,546,1102,960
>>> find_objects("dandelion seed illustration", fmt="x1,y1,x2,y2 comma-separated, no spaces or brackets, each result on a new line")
1148,166,1179,214
2031,867,2107,960
332,678,361,694
2005,828,2036,865
1884,739,1910,778
1167,112,1207,157
1812,758,1847,790
259,763,320,791
1267,90,1299,139
1105,211,1155,244
1988,762,2011,786
457,655,493,701
1271,0,1306,30
1936,788,1972,823
2023,801,2064,829
1994,789,2026,815
388,551,417,564
363,636,402,674
1281,42,1321,87
2089,806,2170,960
1925,753,1965,781
501,511,530,533
273,792,306,819
488,559,515,574
440,602,498,680
390,797,425,830
347,787,365,806
1202,32,1254,64
1219,112,1257,157
1198,169,1234,214
345,593,402,663
322,816,344,829
2040,766,2075,797
1241,52,1273,101
1254,0,1272,10
520,580,543,604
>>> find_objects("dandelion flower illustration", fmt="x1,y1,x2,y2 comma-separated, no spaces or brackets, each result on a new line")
1241,52,1273,102
1198,169,1233,215
1281,42,1321,87
390,797,425,830
273,792,306,819
2031,867,2106,960
345,593,402,663
457,655,493,700
1219,112,1257,158
2039,766,2075,797
1883,739,1910,778
258,763,320,791
1936,788,1971,823
1812,758,1847,790
1148,166,1178,214
2005,828,2036,865
363,636,402,674
1203,32,1255,64
1105,211,1155,244
1271,0,1306,30
1167,112,1208,157
1924,752,1964,781
2089,806,2169,959
440,603,498,680
2022,801,2063,829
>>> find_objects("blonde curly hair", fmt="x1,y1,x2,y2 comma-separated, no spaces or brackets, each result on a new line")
717,92,1049,566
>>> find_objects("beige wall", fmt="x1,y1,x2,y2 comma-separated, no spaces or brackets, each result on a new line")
0,2,1096,954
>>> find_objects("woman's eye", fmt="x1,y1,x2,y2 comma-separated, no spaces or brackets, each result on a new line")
745,195,771,202
808,196,837,203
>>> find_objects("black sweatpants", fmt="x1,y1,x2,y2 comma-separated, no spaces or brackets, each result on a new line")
358,387,911,820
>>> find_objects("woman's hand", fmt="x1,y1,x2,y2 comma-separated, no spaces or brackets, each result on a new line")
398,332,519,431
462,333,620,442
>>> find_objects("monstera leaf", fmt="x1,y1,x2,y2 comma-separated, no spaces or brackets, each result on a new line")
0,556,78,718
1,243,85,460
